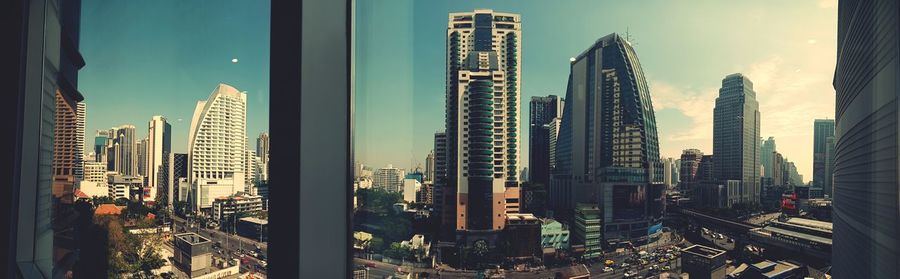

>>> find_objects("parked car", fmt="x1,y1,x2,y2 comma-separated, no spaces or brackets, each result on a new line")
365,263,377,268
602,267,613,273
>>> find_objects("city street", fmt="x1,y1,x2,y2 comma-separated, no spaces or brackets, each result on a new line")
170,215,268,275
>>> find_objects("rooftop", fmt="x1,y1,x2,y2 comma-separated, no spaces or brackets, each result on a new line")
240,217,268,225
750,260,800,278
683,244,726,258
783,217,833,231
94,204,123,215
175,232,211,245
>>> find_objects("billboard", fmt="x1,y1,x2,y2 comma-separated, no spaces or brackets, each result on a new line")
612,184,647,220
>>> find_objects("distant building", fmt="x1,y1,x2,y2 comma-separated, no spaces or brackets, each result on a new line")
402,178,420,203
540,219,569,250
211,193,263,222
760,137,777,178
236,217,268,242
168,153,188,204
812,119,834,190
79,161,108,198
748,217,832,261
256,132,269,182
425,150,435,183
94,130,110,163
682,244,727,279
679,149,703,193
374,165,405,192
147,115,172,205
571,204,602,260
728,260,801,279
663,157,675,188
530,95,564,188
417,182,433,205
502,213,541,260
713,73,760,205
108,174,143,201
173,233,240,278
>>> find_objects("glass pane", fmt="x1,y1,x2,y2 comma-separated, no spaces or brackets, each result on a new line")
353,1,841,278
38,1,272,277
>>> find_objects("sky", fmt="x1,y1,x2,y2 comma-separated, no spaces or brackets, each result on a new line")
79,0,270,155
354,0,838,182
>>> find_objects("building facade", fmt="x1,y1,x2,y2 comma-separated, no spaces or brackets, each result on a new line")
529,95,563,188
713,73,760,205
679,149,703,194
188,84,248,212
256,132,269,182
445,10,522,247
551,33,663,229
832,0,900,277
147,116,171,204
211,193,263,222
812,119,835,189
109,125,138,176
373,165,405,192
169,153,188,204
760,137,776,178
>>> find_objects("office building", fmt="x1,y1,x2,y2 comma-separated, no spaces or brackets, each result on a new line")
136,138,147,177
540,219,570,250
109,125,138,176
551,33,663,230
832,0,900,277
713,73,760,205
211,193,263,222
79,161,109,198
547,117,562,173
444,9,522,248
169,153,188,204
373,165,405,192
433,131,451,239
813,119,835,190
147,115,171,204
256,132,269,182
402,178,420,203
108,174,143,201
571,204,602,260
244,146,258,192
682,244,727,279
771,151,785,186
761,137,776,178
530,95,564,187
679,149,703,193
188,83,248,212
663,157,675,188
236,217,268,243
94,130,109,163
52,79,86,202
172,233,240,278
502,213,542,259
425,150,435,183
417,182,433,205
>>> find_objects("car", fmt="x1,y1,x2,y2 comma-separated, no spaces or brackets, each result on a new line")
259,260,267,267
621,262,630,268
604,259,615,266
727,238,735,243
602,266,613,273
624,271,638,278
365,263,377,268
662,265,671,271
248,250,259,257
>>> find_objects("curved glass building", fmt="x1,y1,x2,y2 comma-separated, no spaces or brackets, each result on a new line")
551,33,664,252
188,83,248,212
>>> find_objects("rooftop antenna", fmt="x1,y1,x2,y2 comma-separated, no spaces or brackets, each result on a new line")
625,27,638,47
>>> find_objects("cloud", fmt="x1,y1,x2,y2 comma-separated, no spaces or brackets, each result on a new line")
651,81,718,143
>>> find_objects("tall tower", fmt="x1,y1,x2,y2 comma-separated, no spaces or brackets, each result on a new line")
552,33,663,221
257,132,269,182
760,137,776,178
188,84,248,212
111,125,137,176
446,9,521,243
425,150,435,183
147,116,172,204
713,73,760,205
529,95,563,187
812,119,834,189
94,130,109,163
832,1,900,277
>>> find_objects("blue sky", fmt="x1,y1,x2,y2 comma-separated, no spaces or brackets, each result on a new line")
355,0,837,182
79,0,270,154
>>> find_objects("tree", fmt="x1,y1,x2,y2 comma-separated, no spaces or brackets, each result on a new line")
369,237,385,253
173,201,189,217
115,198,130,206
93,195,115,205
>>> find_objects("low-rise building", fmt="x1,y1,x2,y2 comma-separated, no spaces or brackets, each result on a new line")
502,213,542,260
748,217,832,261
108,174,143,201
571,204,602,260
681,244,727,279
728,260,801,279
211,192,263,221
236,217,268,242
540,218,569,250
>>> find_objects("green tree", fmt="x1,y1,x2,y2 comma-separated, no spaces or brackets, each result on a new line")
115,198,130,206
369,236,385,253
92,195,115,205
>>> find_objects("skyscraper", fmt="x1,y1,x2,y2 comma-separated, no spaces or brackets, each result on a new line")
713,73,760,205
52,76,86,202
529,95,563,187
812,119,835,189
552,33,663,246
832,1,898,275
147,116,171,204
75,102,86,181
94,130,109,163
663,158,674,188
824,136,835,197
373,165,405,192
136,138,147,177
425,150,435,183
771,151,784,186
188,84,248,212
168,153,189,205
433,131,451,239
760,137,776,178
257,132,269,182
445,10,521,244
111,125,137,176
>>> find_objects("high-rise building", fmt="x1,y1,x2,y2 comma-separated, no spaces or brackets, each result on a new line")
679,149,703,192
812,119,835,189
110,125,137,176
53,82,86,202
672,159,680,187
761,137,776,178
168,153,188,204
244,141,258,192
75,102,86,181
94,130,109,163
551,33,664,246
713,73,760,205
832,2,899,276
445,9,522,245
256,132,269,182
663,157,674,188
373,165,405,192
136,138,147,177
147,116,171,204
188,84,248,212
425,150,435,183
771,151,785,186
530,95,563,187
433,131,451,239
547,117,562,173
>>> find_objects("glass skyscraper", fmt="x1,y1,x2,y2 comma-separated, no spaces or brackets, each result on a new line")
529,95,563,188
713,73,760,205
812,119,834,190
551,33,664,247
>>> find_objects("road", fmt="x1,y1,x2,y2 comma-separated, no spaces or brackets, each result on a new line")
170,215,268,275
743,212,781,226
